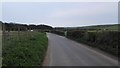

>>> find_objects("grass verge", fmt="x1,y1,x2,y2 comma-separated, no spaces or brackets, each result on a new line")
2,31,48,66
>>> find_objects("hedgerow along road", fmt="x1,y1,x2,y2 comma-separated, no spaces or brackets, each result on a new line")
43,33,118,66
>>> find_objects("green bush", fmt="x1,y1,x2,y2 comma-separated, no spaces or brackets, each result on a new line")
51,30,65,36
94,31,119,56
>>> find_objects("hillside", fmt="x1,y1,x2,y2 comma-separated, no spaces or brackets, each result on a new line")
55,24,119,31
78,24,119,31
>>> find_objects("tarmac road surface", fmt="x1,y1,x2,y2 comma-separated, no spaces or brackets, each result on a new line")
43,33,118,66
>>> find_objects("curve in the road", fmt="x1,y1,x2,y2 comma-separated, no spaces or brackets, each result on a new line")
43,33,118,66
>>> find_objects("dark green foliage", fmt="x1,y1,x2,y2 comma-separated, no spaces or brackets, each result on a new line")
66,31,85,42
1,21,53,31
94,31,119,56
51,30,65,36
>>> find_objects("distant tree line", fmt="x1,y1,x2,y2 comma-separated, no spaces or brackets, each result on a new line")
0,21,53,31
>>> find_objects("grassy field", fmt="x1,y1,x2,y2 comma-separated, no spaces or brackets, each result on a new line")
2,31,48,66
77,24,119,31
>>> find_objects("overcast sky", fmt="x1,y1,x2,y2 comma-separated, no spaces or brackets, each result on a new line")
2,2,118,27
1,0,119,2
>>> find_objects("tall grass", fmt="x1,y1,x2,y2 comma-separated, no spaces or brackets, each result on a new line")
2,31,48,66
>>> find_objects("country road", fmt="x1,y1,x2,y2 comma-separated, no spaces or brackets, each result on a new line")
43,33,118,66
